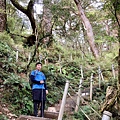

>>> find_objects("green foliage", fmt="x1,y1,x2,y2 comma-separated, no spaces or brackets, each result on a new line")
0,41,14,58
0,32,14,45
0,32,117,117
6,4,23,34
43,65,66,105
0,115,8,120
62,62,80,80
74,104,101,120
7,17,16,32
0,0,119,118
2,73,32,115
0,32,16,61
74,112,85,120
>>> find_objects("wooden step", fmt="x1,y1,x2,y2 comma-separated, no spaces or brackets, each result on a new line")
44,111,59,119
16,115,52,120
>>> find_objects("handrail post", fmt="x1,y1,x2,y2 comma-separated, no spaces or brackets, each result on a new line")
58,80,70,120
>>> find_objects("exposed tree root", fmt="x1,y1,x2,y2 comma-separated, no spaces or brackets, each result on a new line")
100,86,119,118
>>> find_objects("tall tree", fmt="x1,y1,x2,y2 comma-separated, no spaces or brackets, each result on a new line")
9,0,53,70
74,0,99,59
0,0,6,32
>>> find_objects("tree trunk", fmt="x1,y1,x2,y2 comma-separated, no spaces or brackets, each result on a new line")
112,0,120,114
0,0,6,32
42,0,52,45
10,0,36,34
74,0,99,59
118,26,120,114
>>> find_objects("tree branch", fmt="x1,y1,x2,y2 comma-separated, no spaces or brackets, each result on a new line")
10,0,27,14
10,0,36,33
26,33,52,72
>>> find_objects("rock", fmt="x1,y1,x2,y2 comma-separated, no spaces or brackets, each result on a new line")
47,107,56,112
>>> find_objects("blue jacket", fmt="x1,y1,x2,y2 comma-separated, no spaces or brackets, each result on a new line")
30,70,47,90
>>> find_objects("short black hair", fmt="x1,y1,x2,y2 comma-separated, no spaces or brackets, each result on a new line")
35,62,42,66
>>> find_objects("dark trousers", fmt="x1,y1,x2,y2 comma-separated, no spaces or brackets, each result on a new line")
32,89,46,117
33,100,45,117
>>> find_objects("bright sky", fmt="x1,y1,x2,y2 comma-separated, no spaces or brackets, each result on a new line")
34,3,43,15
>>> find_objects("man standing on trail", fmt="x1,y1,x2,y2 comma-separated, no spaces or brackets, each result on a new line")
30,62,48,117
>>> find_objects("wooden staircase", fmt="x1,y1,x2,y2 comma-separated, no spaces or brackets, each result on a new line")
16,83,96,120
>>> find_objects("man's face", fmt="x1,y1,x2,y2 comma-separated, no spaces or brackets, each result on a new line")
36,64,42,71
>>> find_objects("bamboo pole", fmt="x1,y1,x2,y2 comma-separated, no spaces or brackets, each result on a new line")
98,66,104,88
80,65,83,79
75,65,83,112
70,53,73,61
59,54,61,62
75,78,83,112
28,52,31,63
58,81,70,120
39,54,42,62
99,66,104,81
112,64,115,79
59,66,62,74
90,73,93,101
59,54,62,74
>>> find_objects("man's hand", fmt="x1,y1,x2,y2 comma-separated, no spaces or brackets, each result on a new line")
46,90,48,94
40,80,44,84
